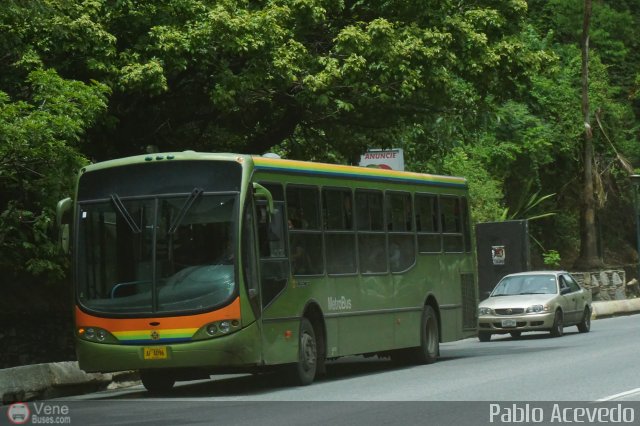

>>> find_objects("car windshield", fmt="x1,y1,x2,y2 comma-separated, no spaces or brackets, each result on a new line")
491,275,558,296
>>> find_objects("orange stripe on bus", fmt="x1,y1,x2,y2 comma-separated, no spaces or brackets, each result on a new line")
75,297,241,332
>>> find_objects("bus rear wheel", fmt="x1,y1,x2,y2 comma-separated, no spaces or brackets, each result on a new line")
140,370,175,394
287,318,317,386
408,305,439,364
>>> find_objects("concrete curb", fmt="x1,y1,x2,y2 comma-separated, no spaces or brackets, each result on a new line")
0,362,132,404
591,298,640,319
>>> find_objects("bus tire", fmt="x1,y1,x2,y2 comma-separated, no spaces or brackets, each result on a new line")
407,305,439,364
288,317,317,386
140,370,175,394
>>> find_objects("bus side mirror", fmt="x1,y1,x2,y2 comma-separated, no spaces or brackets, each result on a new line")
252,183,274,215
56,197,72,254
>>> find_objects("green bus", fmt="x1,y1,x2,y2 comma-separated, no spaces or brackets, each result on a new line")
57,151,477,393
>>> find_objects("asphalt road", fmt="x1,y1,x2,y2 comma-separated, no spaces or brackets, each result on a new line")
49,314,640,425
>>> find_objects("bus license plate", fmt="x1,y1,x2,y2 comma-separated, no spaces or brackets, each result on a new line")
501,319,517,328
143,347,168,360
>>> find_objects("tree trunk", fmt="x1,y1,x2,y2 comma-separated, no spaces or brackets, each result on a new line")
573,0,603,270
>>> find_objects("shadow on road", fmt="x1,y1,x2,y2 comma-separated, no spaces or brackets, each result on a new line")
88,330,588,400
95,357,443,399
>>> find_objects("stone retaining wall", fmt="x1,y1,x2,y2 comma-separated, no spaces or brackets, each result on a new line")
570,270,626,301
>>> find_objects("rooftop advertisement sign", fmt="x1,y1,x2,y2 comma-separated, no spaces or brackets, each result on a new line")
359,149,405,171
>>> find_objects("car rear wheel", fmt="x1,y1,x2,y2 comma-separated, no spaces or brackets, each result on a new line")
577,307,591,333
550,310,564,337
478,332,491,342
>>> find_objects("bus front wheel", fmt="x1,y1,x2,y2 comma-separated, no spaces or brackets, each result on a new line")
140,370,175,394
287,318,317,386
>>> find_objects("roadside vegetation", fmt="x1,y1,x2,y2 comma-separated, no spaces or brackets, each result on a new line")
2,0,640,298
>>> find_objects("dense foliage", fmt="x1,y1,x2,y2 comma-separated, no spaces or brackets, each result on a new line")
1,0,639,288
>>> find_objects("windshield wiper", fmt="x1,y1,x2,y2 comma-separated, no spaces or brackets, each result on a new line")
168,187,204,234
111,194,141,233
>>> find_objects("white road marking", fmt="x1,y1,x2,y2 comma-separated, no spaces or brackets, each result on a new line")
597,388,640,401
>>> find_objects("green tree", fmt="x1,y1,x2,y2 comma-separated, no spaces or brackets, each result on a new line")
526,0,640,268
0,69,108,284
5,0,546,162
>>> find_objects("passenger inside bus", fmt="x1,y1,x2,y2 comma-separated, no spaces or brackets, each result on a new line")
291,239,312,275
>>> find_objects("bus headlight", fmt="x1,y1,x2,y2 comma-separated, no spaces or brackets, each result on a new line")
195,319,241,340
78,327,116,343
219,321,231,334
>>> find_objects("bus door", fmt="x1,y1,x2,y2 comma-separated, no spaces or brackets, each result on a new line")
255,200,292,363
256,201,289,312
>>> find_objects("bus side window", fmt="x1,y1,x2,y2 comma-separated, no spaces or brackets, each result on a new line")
287,185,323,276
356,189,387,274
441,196,463,253
387,191,415,272
323,188,356,275
461,197,472,253
416,193,442,253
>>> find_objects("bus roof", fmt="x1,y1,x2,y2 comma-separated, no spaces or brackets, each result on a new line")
78,151,467,189
79,151,241,173
252,155,467,189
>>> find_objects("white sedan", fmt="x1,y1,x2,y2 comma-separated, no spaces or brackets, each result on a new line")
477,271,592,341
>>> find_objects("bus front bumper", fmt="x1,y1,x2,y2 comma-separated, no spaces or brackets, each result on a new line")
77,321,261,373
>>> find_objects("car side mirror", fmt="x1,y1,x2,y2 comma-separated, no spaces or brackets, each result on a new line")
560,287,571,295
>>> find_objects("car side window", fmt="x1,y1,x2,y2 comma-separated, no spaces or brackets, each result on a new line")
563,274,581,292
559,276,570,293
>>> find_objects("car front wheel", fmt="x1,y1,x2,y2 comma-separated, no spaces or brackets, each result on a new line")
478,332,491,342
550,310,564,337
577,307,591,333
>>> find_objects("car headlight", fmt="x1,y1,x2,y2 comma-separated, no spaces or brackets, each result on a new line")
526,304,549,313
478,307,493,315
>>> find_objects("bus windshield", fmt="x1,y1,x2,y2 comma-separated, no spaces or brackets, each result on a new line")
76,192,238,315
